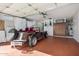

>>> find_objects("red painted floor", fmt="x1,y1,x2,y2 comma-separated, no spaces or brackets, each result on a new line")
21,37,79,56
0,37,79,56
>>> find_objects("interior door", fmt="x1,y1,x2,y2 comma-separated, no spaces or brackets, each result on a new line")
53,23,66,36
0,20,5,30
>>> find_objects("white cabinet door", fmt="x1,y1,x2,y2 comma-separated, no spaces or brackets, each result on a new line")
0,31,6,43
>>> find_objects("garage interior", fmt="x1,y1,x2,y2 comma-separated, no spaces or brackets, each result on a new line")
0,3,79,56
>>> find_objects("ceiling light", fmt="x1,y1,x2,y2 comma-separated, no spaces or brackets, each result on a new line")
16,10,19,12
54,3,57,7
6,6,10,8
28,4,32,6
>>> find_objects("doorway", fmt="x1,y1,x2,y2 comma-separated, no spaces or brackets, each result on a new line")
53,22,66,36
53,18,73,37
0,20,5,30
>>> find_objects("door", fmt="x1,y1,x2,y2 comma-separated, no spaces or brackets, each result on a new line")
0,20,5,30
53,23,66,36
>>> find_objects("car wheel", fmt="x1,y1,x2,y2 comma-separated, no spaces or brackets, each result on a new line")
28,36,37,47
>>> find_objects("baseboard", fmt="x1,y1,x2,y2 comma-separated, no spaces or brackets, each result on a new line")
53,35,73,38
73,37,79,43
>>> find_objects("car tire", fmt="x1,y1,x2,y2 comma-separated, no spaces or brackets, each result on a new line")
28,36,37,47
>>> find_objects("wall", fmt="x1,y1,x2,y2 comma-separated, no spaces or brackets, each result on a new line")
73,11,79,42
27,21,36,28
14,17,26,31
44,19,53,36
0,14,14,41
0,13,26,41
0,31,6,43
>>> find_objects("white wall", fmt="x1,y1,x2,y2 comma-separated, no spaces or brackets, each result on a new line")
44,19,53,36
4,15,15,41
0,14,14,41
14,17,26,31
73,11,79,42
0,13,27,42
27,21,36,28
0,31,6,43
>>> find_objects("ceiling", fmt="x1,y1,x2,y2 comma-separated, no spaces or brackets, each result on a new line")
0,3,79,21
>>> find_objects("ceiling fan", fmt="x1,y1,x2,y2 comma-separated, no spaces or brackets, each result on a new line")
38,10,53,20
38,11,47,18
